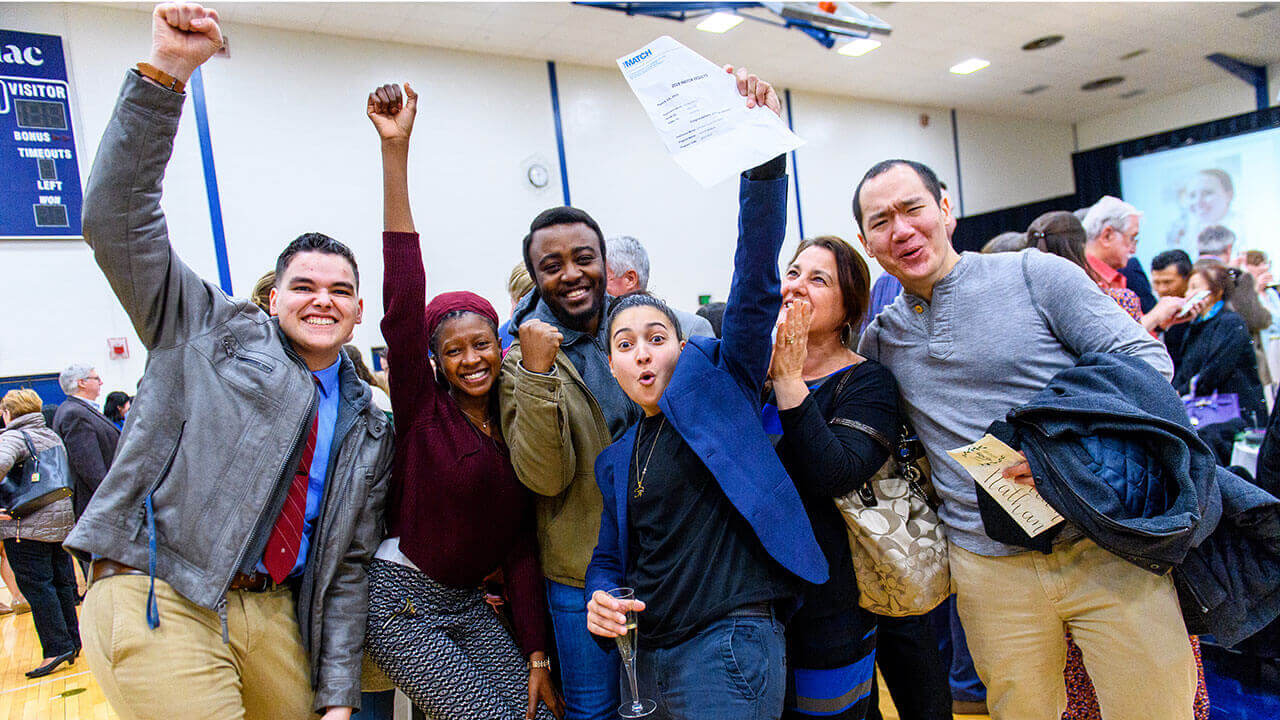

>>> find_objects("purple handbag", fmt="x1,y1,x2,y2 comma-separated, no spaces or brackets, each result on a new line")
1183,375,1241,428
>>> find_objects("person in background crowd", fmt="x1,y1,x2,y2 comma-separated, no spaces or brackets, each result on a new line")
0,389,80,678
1243,249,1280,384
1025,214,1211,720
103,391,132,429
605,235,715,339
364,82,561,720
501,163,642,720
64,6,393,719
979,231,1026,254
856,159,1196,720
51,364,120,520
1194,226,1273,386
500,263,536,351
695,301,726,338
1165,259,1269,462
1081,196,1142,294
586,67,825,720
764,235,907,720
1151,250,1193,300
252,269,276,313
344,345,392,417
1119,257,1158,314
1027,211,1193,335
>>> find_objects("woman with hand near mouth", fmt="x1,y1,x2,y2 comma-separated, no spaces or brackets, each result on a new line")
365,82,562,720
584,67,826,720
762,237,925,720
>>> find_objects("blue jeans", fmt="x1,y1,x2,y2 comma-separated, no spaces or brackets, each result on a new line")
546,579,619,720
635,612,786,720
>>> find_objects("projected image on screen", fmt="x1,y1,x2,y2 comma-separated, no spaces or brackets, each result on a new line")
1120,126,1280,269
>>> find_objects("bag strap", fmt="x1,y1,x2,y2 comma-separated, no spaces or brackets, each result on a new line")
831,418,893,453
18,431,38,469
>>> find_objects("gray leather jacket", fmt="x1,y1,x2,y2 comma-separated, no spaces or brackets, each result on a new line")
63,71,393,712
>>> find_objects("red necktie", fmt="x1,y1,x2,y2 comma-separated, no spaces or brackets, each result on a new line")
262,402,319,583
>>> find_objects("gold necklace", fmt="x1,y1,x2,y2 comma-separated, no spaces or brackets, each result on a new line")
460,408,490,432
633,416,666,499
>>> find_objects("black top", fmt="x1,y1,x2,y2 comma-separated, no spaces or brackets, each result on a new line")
628,412,796,648
765,360,898,667
1165,307,1268,427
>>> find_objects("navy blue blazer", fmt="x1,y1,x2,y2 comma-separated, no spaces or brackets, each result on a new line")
584,171,828,603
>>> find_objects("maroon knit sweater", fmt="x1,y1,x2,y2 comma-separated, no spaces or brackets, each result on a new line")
380,230,547,655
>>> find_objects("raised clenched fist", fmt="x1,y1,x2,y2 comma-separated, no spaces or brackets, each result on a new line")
367,82,419,144
150,2,223,84
518,319,563,374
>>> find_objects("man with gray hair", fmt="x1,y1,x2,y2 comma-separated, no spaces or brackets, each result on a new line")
1082,195,1143,293
52,364,119,519
604,235,715,338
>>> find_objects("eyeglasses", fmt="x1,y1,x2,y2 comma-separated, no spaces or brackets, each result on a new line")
85,375,103,383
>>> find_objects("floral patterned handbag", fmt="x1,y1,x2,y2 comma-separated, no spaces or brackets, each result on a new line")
830,410,951,617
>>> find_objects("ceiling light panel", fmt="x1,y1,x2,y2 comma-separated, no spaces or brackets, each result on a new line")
837,38,882,57
696,12,745,33
949,58,990,75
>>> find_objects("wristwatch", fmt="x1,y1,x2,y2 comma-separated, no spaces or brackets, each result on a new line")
135,62,185,93
529,658,552,670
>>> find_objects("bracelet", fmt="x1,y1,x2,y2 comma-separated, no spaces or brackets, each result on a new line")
528,658,551,670
135,62,185,93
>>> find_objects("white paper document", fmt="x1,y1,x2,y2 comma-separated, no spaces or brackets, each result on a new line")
947,434,1065,538
616,36,805,187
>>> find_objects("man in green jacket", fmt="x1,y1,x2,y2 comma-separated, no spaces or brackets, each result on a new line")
500,207,641,720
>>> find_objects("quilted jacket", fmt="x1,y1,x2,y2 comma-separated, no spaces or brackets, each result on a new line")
999,352,1280,646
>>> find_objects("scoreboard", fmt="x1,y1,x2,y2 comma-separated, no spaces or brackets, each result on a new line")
1,29,83,240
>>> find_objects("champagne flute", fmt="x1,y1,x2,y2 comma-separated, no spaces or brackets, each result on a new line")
609,587,656,718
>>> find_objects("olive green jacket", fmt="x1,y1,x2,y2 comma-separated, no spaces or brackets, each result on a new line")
499,343,611,588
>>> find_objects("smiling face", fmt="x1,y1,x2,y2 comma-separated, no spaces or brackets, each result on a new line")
857,164,958,300
530,223,607,334
1188,172,1231,226
434,313,501,400
782,246,847,339
270,250,363,371
608,305,684,416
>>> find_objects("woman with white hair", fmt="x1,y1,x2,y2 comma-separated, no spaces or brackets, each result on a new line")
0,389,81,679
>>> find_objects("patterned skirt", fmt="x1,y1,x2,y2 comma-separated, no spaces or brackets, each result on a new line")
364,559,554,720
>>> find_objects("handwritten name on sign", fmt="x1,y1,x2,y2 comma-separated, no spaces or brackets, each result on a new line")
947,434,1064,538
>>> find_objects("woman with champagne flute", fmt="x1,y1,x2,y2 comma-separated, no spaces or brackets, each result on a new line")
584,67,826,720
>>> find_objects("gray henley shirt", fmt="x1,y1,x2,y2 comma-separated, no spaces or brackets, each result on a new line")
859,249,1173,556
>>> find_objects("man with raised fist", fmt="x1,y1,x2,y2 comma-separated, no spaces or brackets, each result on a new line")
63,5,392,720
499,206,642,718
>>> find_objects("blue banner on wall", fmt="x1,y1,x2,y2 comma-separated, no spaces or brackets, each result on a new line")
0,29,83,240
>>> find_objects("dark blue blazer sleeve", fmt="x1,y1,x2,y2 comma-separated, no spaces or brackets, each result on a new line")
717,172,789,398
586,441,626,600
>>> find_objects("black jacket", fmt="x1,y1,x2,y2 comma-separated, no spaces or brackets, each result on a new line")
1165,308,1268,427
52,395,120,518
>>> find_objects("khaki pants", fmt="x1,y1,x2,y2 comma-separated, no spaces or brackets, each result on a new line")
81,573,313,720
949,538,1197,720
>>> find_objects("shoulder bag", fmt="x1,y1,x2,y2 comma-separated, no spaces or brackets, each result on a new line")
824,368,950,616
0,431,76,518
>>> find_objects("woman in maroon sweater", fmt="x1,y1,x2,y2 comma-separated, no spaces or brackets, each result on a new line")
364,83,562,720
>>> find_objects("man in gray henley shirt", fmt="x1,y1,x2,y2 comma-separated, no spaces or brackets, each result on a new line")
855,159,1197,720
